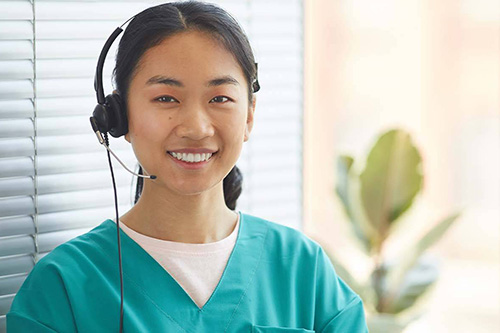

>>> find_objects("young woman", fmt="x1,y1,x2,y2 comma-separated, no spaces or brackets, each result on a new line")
7,2,368,332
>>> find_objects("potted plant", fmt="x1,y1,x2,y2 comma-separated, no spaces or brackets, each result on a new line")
325,128,460,332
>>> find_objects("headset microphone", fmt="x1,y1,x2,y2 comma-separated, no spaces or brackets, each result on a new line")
90,118,156,180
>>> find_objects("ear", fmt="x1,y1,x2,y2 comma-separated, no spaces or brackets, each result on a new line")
244,95,256,142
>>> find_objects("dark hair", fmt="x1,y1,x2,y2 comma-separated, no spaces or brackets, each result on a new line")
114,1,257,210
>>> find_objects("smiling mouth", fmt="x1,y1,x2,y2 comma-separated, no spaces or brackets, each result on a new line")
167,151,218,163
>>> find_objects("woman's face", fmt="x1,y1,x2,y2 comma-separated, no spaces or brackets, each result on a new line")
125,30,255,195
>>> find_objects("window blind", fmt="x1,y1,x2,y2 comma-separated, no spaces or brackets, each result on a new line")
0,0,303,330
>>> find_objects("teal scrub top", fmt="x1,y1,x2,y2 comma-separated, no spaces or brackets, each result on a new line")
7,212,369,332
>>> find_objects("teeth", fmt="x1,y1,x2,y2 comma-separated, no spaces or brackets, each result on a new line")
169,152,213,163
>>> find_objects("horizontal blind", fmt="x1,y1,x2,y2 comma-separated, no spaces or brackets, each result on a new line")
0,1,158,329
0,0,303,330
0,1,35,328
238,0,303,230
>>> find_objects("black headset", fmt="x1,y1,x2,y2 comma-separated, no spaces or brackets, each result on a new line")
88,6,261,332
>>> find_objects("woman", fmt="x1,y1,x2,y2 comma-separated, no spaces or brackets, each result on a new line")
7,2,368,332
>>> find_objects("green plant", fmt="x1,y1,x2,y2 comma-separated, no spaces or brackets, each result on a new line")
328,128,460,332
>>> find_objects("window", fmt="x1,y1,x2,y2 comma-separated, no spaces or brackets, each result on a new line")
0,0,303,329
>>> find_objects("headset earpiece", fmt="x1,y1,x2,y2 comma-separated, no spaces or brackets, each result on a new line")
91,93,128,138
252,81,260,93
106,93,128,137
252,62,260,93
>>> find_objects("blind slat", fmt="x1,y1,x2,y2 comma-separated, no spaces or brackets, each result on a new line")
0,255,34,277
0,81,33,100
37,204,131,233
37,186,131,214
0,2,32,21
37,40,115,59
37,116,98,136
37,151,136,175
0,274,27,297
0,177,33,198
0,235,35,258
0,185,130,219
37,169,133,195
0,197,34,218
0,119,33,138
0,295,15,318
251,168,301,187
0,60,33,80
0,100,33,119
0,169,133,197
36,134,131,155
36,20,124,40
0,41,33,60
0,217,34,238
0,22,33,40
0,138,33,158
252,136,301,154
0,157,34,178
36,96,95,116
0,205,129,238
37,58,114,79
0,149,135,176
36,2,148,20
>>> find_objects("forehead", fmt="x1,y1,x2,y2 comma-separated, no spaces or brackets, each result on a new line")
132,30,246,84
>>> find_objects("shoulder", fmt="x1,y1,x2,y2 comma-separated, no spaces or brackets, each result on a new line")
240,212,323,262
18,219,114,291
7,220,115,330
240,212,367,331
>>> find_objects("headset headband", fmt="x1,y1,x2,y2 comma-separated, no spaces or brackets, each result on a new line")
94,27,123,105
93,10,260,106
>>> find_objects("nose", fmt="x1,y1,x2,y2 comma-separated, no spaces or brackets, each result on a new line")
174,103,215,140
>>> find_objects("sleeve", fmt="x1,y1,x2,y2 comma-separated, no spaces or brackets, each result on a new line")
314,246,369,333
6,260,78,333
6,311,58,332
320,297,368,333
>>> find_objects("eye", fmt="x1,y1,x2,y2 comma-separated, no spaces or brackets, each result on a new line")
155,96,178,103
210,96,232,103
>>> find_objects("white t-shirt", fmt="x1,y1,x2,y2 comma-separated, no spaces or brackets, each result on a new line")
112,211,240,309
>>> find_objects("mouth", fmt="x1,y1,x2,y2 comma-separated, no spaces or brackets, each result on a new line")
166,150,218,164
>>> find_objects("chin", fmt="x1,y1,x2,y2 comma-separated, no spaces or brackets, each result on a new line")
166,180,222,196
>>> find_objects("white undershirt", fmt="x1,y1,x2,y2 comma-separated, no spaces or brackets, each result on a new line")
112,212,240,309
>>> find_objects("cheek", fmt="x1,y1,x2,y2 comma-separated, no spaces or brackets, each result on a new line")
220,116,246,145
128,108,165,144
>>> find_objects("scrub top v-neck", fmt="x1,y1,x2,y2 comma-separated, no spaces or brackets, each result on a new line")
113,211,240,311
7,212,369,332
113,210,258,321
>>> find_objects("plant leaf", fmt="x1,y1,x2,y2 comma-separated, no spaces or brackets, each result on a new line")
335,155,376,253
335,155,355,222
359,129,423,239
385,255,440,314
386,212,461,293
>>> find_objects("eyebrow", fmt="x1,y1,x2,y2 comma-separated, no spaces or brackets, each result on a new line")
145,75,240,87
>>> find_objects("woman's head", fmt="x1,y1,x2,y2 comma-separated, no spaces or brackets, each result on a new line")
114,1,258,106
113,1,258,210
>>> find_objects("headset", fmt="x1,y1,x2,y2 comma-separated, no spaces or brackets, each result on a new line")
88,5,260,332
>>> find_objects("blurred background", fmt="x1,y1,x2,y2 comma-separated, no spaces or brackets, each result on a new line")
0,0,498,332
304,0,499,331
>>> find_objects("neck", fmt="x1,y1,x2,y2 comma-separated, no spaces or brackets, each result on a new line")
119,180,238,244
